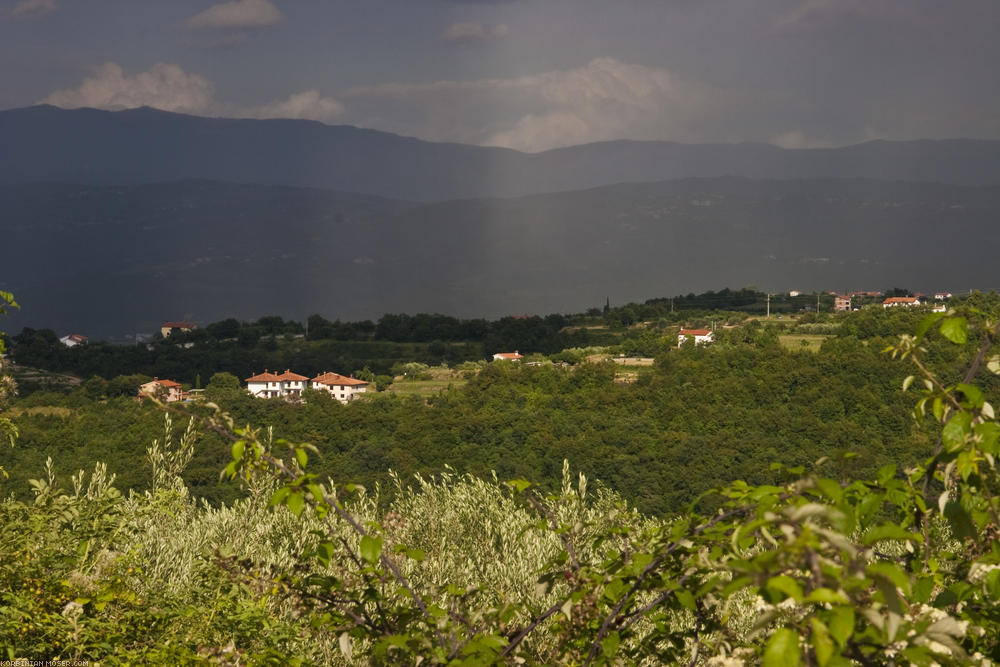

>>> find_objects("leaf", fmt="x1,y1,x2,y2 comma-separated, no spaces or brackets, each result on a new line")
268,486,290,507
868,562,911,595
763,628,801,667
955,383,984,408
915,311,947,341
765,575,804,603
296,448,308,468
939,316,967,344
862,524,922,546
804,588,848,604
601,631,620,659
942,500,977,539
810,618,835,667
902,375,915,392
942,412,972,450
231,440,245,461
360,535,382,564
316,542,334,567
675,588,696,611
827,606,854,646
508,479,532,492
286,492,305,517
877,464,896,486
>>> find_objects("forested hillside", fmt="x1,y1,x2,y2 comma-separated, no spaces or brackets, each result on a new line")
6,304,984,516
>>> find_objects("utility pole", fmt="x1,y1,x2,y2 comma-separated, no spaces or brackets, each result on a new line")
816,293,820,313
766,293,770,319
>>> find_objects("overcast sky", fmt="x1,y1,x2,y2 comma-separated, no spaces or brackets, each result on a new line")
1,0,998,152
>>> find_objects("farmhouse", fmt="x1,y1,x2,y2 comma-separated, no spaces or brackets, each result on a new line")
245,370,284,398
678,328,714,346
161,321,197,337
833,294,851,312
277,369,309,399
882,297,922,308
139,378,183,403
492,351,523,361
311,372,368,403
59,333,88,347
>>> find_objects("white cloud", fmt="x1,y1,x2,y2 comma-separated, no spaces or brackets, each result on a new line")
41,63,215,114
443,21,508,43
10,0,56,18
342,57,719,151
243,90,345,122
186,0,283,30
40,62,345,124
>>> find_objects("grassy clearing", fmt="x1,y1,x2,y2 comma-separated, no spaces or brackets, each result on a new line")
779,334,829,352
387,379,468,398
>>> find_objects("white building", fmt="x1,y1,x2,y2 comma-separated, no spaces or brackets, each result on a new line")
161,321,197,337
59,333,88,347
311,372,368,403
678,328,714,346
277,369,309,399
246,370,284,398
882,297,922,308
139,377,183,402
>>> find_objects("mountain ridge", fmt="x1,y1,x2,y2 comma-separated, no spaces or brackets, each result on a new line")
5,105,1000,201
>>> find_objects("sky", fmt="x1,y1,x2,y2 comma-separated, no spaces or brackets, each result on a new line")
1,0,999,152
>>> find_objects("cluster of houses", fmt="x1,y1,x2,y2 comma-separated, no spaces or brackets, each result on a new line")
812,291,953,313
245,370,368,403
138,369,368,404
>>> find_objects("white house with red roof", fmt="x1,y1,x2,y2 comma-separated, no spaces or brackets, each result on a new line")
492,351,523,361
245,370,285,398
161,321,197,337
678,328,714,346
311,372,368,403
59,333,88,347
139,377,183,402
277,369,310,398
882,296,922,308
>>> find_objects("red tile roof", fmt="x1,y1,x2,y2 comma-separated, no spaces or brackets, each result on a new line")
246,371,282,383
494,351,523,359
278,369,309,381
162,321,197,329
679,328,712,336
152,378,181,388
883,297,919,304
312,372,368,387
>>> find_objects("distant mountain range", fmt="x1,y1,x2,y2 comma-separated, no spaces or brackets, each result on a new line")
3,177,997,338
4,105,1000,200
